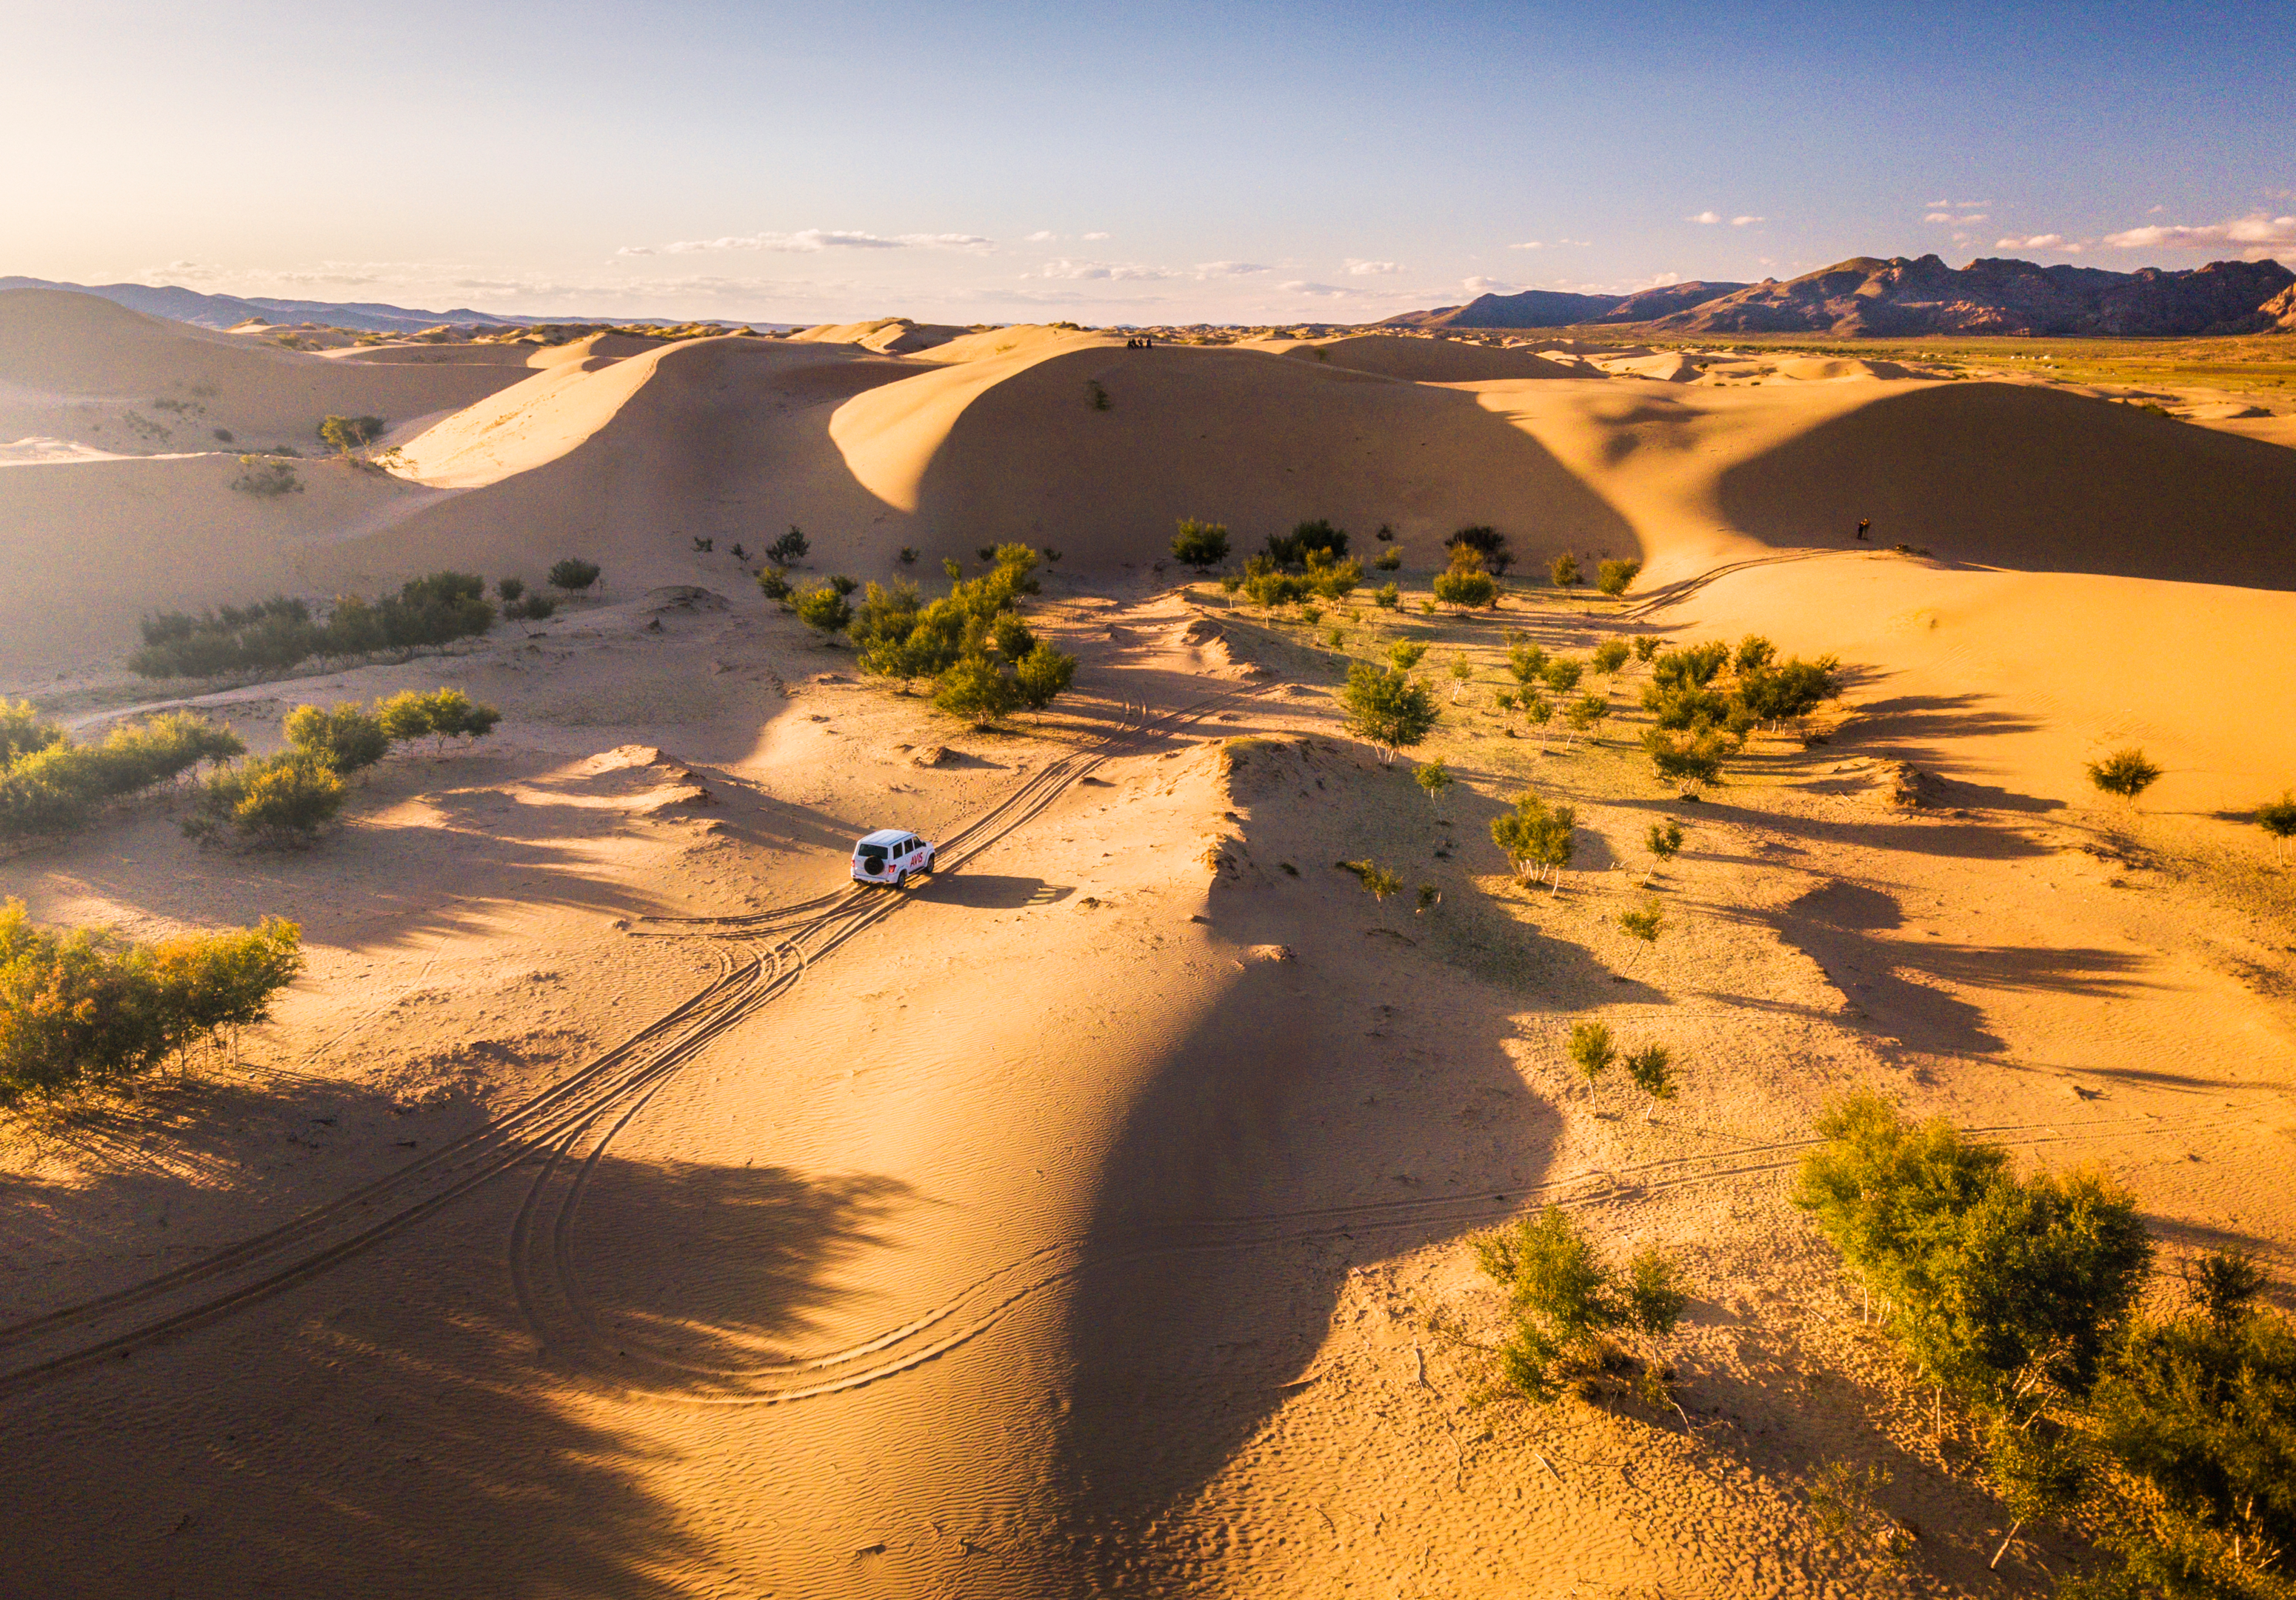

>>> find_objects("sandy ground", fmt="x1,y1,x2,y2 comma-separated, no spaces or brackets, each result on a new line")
3,289,2294,1598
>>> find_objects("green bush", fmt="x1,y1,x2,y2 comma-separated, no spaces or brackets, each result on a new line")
1734,634,1776,673
318,414,386,454
2259,791,2296,864
1446,525,1514,576
497,576,526,605
1372,581,1400,608
1262,519,1348,570
850,548,1075,721
1731,654,1838,729
1341,662,1438,764
1596,558,1642,597
0,699,65,767
1432,546,1498,610
1541,657,1583,694
1491,791,1575,887
1632,636,1660,663
1643,726,1728,788
1649,641,1729,690
283,703,390,773
1549,552,1582,588
795,585,855,633
1389,641,1428,671
2088,748,2162,801
1643,681,1729,730
1624,1044,1674,1100
0,900,304,1104
1474,1207,1686,1402
185,753,347,849
1340,859,1404,901
547,558,601,593
1372,547,1403,573
767,527,809,566
1015,642,1077,710
932,653,1021,725
0,713,244,840
375,688,501,752
1172,518,1230,571
1413,759,1452,807
1568,1021,1614,1082
756,566,794,602
130,576,497,679
1592,639,1630,675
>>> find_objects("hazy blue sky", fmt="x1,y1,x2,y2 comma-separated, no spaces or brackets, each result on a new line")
7,0,2292,323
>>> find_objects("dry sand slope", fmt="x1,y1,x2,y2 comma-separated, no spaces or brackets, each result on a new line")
2,290,2295,1598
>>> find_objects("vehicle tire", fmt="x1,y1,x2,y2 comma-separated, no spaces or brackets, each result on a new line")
924,852,936,874
892,870,907,890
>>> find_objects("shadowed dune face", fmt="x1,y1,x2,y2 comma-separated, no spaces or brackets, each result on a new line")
1265,334,1581,383
879,344,1638,566
1718,381,2296,587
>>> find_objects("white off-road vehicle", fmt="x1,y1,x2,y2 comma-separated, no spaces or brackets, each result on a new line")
851,828,935,887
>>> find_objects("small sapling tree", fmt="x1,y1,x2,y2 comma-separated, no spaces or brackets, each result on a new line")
794,585,853,633
1473,1205,1686,1404
283,703,390,774
1448,659,1472,703
2258,790,2296,865
1492,792,1575,890
1568,1020,1615,1085
1592,639,1630,676
1596,559,1642,597
1416,883,1441,914
548,558,601,595
1626,1044,1675,1102
767,526,809,566
318,414,386,455
2086,747,2161,804
1414,759,1452,810
1632,636,1660,664
1445,525,1514,576
1389,640,1428,672
756,566,793,602
497,577,526,606
898,546,918,564
1618,899,1664,975
1172,518,1231,572
1432,546,1498,611
1373,581,1400,607
1643,726,1727,790
1341,662,1438,764
1523,691,1554,753
1565,692,1609,747
1540,656,1583,695
1642,819,1683,887
828,573,859,597
1341,859,1404,903
1372,547,1403,573
1549,552,1582,590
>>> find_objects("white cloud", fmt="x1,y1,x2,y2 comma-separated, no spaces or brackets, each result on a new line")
1024,230,1056,241
1731,215,1766,227
1194,261,1271,277
2100,213,2296,253
1923,212,1955,224
1462,276,1523,295
1081,230,1111,240
1344,259,1402,276
621,229,995,256
1027,258,1174,281
1510,240,1545,250
1280,281,1357,298
1637,272,1683,289
1997,233,2070,251
1687,210,1722,225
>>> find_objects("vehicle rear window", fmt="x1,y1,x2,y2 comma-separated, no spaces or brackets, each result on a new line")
858,845,887,862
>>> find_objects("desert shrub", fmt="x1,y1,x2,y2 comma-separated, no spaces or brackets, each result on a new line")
794,584,855,633
1341,663,1438,764
2087,748,2162,801
375,689,499,752
1306,550,1363,600
1474,1207,1686,1402
283,703,390,774
1413,759,1452,808
1592,639,1630,675
1085,379,1111,411
932,653,1021,725
1541,657,1583,694
1389,641,1429,672
0,900,304,1104
1373,582,1400,608
1491,791,1575,888
756,566,793,602
1340,859,1404,901
1172,518,1230,571
229,456,302,497
2259,791,2296,864
767,527,809,565
0,699,65,767
1732,654,1839,729
1735,634,1776,674
1566,692,1609,743
1643,726,1728,788
186,753,347,848
1643,681,1729,730
1242,568,1312,608
1263,519,1348,570
130,577,497,680
1549,552,1582,588
497,576,526,604
547,558,602,594
1432,545,1499,611
506,593,557,621
1650,641,1730,690
1014,642,1077,710
0,713,244,840
1632,636,1660,663
1372,547,1404,573
1446,525,1514,576
1596,558,1642,597
1625,1044,1675,1100
1506,641,1548,688
318,414,386,453
1568,1021,1615,1082
1643,819,1684,884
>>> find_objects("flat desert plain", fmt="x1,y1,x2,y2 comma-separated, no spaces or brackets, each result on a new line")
3,289,2294,1598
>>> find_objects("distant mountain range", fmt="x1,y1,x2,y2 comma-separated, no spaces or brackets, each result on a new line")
0,276,750,335
1385,255,2296,337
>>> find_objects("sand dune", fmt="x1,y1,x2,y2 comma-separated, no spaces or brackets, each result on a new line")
1255,333,1581,382
0,289,527,452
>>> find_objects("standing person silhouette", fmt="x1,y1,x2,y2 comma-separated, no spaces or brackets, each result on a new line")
1857,519,1871,541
